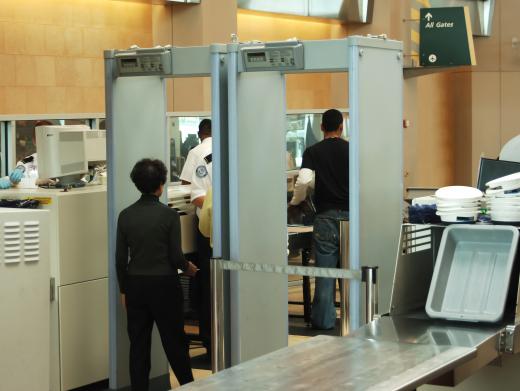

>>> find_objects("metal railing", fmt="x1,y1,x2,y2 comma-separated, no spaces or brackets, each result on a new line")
362,266,379,324
210,257,226,371
339,220,350,336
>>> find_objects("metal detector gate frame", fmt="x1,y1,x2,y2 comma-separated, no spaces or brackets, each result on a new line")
216,36,403,366
105,35,403,387
104,44,228,390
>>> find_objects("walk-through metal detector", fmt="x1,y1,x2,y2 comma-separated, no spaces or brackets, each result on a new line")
213,36,404,365
104,45,229,390
105,35,403,388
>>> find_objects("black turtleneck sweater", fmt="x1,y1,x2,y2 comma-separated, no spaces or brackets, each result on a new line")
115,194,188,294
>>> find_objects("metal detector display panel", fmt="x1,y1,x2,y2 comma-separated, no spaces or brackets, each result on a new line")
241,44,304,72
116,51,172,76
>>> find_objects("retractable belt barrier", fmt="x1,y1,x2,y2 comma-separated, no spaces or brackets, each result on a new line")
213,258,362,280
210,257,379,373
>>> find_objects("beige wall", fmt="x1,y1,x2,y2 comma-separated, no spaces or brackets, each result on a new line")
0,0,237,115
237,9,348,110
394,0,520,190
345,0,520,190
451,0,520,186
0,0,154,115
405,71,457,188
346,0,457,189
452,70,473,185
170,0,237,112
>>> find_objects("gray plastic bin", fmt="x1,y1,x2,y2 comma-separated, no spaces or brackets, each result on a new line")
426,225,519,323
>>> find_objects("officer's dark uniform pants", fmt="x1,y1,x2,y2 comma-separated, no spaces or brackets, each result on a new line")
126,275,194,390
195,228,212,351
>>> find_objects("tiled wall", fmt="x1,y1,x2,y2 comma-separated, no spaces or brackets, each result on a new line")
171,0,237,112
1,1,515,190
0,0,153,114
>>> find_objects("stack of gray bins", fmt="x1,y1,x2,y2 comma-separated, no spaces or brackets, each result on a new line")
426,225,519,323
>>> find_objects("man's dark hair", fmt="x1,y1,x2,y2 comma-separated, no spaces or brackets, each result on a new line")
322,109,343,132
130,159,167,194
198,119,212,138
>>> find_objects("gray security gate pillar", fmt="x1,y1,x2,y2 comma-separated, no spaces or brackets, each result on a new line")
105,53,170,390
347,38,403,325
226,43,289,364
210,44,231,369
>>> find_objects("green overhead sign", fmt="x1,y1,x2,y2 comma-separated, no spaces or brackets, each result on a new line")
420,7,476,67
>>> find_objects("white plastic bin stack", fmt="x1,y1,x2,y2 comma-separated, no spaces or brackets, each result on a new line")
485,172,520,223
435,186,483,223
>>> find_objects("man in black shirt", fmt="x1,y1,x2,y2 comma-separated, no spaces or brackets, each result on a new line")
116,158,197,389
289,109,349,329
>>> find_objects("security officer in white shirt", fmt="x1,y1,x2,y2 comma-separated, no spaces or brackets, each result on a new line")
190,146,212,356
180,119,212,186
190,152,212,210
179,119,213,357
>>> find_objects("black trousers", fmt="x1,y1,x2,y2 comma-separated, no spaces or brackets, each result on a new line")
126,275,194,390
194,228,212,350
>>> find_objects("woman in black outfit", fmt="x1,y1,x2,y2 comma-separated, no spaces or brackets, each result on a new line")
116,158,198,390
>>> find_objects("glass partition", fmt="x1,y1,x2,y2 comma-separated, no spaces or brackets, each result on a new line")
286,112,349,170
285,112,349,337
14,118,99,166
14,119,61,163
169,116,210,182
64,119,89,126
4,112,347,176
168,111,349,181
0,122,6,176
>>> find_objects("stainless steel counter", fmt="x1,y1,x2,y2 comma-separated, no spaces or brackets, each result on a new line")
181,334,475,391
352,315,504,348
185,223,519,390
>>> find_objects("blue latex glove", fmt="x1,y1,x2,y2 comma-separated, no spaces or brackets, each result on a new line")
0,177,12,189
9,167,24,184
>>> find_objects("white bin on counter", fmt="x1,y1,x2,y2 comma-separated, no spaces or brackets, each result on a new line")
426,225,519,323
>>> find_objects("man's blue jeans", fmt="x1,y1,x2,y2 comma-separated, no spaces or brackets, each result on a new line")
311,209,349,329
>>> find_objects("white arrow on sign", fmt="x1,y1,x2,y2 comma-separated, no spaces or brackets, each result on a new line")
425,12,433,21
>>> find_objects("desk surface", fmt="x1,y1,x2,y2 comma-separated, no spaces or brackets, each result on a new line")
0,185,106,197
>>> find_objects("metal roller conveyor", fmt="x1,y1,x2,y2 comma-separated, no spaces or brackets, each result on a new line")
185,223,520,390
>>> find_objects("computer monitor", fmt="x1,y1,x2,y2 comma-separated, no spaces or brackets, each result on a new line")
476,157,520,191
36,125,90,186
